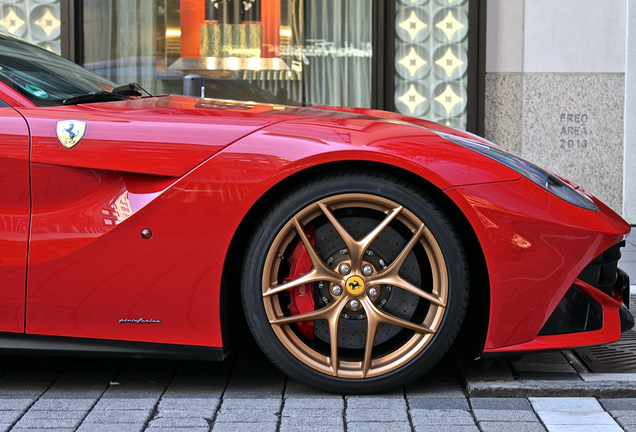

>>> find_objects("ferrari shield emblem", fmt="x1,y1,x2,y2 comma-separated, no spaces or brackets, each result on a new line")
56,120,87,149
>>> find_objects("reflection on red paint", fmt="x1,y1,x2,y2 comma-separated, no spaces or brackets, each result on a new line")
29,165,172,263
0,108,30,333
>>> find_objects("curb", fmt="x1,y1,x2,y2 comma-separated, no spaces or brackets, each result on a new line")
466,380,636,398
458,349,636,398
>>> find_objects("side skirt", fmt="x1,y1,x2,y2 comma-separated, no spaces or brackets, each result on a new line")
0,333,228,361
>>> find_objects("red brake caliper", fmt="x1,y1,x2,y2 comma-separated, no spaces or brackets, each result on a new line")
284,226,316,340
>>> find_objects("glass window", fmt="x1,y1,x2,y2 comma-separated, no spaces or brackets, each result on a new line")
82,0,372,107
0,33,116,106
0,0,62,54
394,0,469,129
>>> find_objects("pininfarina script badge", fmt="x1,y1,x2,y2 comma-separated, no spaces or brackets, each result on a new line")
119,318,162,324
56,120,87,149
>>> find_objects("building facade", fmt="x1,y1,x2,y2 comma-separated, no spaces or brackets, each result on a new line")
486,0,632,221
1,0,633,220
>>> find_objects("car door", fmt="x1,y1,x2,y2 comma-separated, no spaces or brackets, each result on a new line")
0,99,30,333
20,105,209,345
19,101,258,347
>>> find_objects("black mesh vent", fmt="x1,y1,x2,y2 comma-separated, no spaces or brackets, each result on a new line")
578,241,625,296
539,286,603,335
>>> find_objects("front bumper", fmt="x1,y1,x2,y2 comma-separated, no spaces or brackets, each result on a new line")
445,176,631,353
540,258,633,336
486,243,634,354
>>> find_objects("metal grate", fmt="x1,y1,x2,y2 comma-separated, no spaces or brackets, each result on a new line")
573,293,636,373
574,331,636,373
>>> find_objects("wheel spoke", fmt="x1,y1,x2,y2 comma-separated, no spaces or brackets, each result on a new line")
360,297,381,378
376,223,425,277
397,279,445,307
264,269,339,297
270,295,347,325
292,217,335,275
326,299,347,376
317,202,360,266
264,217,342,298
365,298,435,334
318,201,403,269
357,205,403,260
366,222,445,307
270,293,347,377
369,275,445,307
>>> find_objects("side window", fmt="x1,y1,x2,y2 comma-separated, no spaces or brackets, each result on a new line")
0,98,8,107
0,35,117,107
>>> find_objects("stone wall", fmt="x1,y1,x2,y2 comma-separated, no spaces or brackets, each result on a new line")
485,0,627,215
523,74,625,213
484,74,523,156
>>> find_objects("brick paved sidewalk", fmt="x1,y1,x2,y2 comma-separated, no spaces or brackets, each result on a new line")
0,341,633,432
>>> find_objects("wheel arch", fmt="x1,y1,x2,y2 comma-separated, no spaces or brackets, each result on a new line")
219,160,490,355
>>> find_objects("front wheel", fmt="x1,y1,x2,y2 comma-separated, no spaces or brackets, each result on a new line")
241,172,469,393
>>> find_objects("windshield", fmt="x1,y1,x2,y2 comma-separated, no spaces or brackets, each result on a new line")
0,33,118,107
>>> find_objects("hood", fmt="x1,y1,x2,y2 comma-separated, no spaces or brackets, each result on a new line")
309,106,499,147
26,95,487,179
81,94,377,123
25,95,394,178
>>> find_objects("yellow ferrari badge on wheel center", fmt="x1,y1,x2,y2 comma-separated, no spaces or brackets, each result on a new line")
346,276,365,295
56,120,87,149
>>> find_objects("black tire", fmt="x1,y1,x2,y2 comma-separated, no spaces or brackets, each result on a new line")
241,171,469,393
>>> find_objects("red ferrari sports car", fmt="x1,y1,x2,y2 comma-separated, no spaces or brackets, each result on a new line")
0,33,632,393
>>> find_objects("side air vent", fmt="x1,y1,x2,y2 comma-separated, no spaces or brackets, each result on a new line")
578,241,624,296
539,287,603,335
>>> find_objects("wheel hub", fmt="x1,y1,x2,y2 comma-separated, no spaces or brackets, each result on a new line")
345,275,365,295
319,251,392,318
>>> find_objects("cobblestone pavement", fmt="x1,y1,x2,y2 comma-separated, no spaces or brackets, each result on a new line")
0,343,633,432
0,237,633,431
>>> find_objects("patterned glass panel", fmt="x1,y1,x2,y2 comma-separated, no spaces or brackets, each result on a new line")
394,0,469,128
0,0,61,54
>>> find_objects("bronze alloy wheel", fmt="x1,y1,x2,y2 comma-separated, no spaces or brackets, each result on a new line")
242,173,468,393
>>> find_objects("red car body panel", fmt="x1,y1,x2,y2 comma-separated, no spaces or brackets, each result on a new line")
445,181,627,350
0,107,30,333
0,85,630,353
21,99,291,177
0,82,33,108
485,279,624,352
